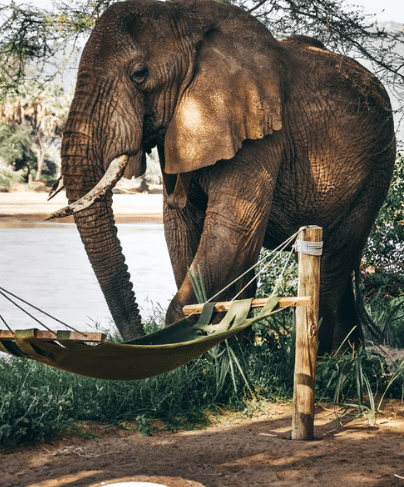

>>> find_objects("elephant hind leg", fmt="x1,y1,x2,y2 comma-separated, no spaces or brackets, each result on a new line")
317,252,362,356
332,273,365,353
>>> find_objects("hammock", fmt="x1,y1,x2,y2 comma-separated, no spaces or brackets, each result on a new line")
0,297,283,381
0,229,314,381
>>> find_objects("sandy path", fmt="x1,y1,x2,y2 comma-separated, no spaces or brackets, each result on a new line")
1,191,404,486
0,191,163,223
1,401,403,487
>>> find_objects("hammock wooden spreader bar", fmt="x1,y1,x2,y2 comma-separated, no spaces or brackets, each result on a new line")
0,330,106,342
0,297,308,381
0,297,309,343
183,296,311,315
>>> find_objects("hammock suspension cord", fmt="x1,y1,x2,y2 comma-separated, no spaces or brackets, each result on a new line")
188,228,303,318
1,228,307,334
0,287,88,337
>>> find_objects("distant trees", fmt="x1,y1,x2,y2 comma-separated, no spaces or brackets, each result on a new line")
234,0,404,145
363,152,404,276
1,0,403,145
0,81,72,182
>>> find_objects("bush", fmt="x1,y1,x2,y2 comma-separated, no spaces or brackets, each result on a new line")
363,152,404,274
0,159,23,189
255,248,298,299
0,358,75,444
364,296,404,348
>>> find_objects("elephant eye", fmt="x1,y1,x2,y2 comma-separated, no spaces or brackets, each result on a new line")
131,68,148,84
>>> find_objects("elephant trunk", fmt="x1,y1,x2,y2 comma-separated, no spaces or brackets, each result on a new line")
61,124,143,341
73,195,142,341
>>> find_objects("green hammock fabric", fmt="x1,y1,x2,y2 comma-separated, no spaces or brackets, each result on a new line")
0,298,279,381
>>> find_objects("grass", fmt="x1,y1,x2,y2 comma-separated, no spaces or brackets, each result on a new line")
0,310,297,445
365,295,404,348
316,346,404,425
0,257,403,445
1,304,402,446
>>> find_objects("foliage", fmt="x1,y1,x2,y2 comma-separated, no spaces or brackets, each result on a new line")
130,149,163,190
0,81,73,180
363,152,404,275
1,0,403,145
255,249,298,299
142,149,162,186
316,347,404,425
0,358,75,444
0,158,23,189
365,296,404,348
361,152,404,324
0,122,36,171
0,1,99,99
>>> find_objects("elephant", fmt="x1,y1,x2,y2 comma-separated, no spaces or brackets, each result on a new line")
52,0,396,354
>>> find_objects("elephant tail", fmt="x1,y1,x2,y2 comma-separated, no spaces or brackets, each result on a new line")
353,265,382,341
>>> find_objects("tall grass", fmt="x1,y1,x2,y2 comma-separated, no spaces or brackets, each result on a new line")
1,253,403,445
365,296,404,348
0,310,297,445
2,302,401,446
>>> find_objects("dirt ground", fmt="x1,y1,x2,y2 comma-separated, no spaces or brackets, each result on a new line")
1,401,403,487
1,190,403,486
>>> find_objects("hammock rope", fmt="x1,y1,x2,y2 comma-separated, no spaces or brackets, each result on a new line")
0,298,281,380
186,228,303,319
0,230,307,380
0,287,89,337
0,314,12,333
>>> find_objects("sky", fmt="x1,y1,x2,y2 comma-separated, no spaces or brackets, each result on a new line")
10,0,404,23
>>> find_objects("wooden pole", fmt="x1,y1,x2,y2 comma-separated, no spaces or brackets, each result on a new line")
292,226,322,440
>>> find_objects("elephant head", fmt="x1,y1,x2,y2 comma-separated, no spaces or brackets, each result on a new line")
53,0,284,340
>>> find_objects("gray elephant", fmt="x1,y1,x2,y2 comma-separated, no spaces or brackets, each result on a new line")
52,0,396,354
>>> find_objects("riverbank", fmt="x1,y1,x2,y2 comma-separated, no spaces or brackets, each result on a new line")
0,189,163,223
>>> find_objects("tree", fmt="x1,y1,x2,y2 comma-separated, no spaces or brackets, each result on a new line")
0,81,73,180
0,1,96,98
1,0,403,145
234,0,404,145
363,152,404,275
0,122,36,171
0,123,31,188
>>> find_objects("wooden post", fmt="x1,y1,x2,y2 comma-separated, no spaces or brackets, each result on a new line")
292,226,322,440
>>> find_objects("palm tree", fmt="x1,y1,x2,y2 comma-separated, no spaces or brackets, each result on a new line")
0,81,72,180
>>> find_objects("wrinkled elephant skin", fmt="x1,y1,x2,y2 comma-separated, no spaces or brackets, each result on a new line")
60,0,396,353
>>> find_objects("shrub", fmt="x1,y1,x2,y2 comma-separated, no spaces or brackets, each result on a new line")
0,159,23,189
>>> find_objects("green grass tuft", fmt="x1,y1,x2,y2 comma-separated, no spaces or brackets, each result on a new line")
0,294,402,445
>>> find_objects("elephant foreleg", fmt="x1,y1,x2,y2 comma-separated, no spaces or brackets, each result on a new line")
163,181,207,291
165,186,272,325
318,252,361,355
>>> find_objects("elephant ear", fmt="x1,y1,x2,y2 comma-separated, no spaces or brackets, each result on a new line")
164,25,283,174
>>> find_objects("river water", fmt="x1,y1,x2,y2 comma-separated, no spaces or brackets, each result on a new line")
0,221,177,333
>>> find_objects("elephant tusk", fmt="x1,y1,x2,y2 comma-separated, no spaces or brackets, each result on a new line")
45,155,129,220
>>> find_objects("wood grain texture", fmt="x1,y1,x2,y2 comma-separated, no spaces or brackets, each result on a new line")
183,296,311,315
292,226,322,441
